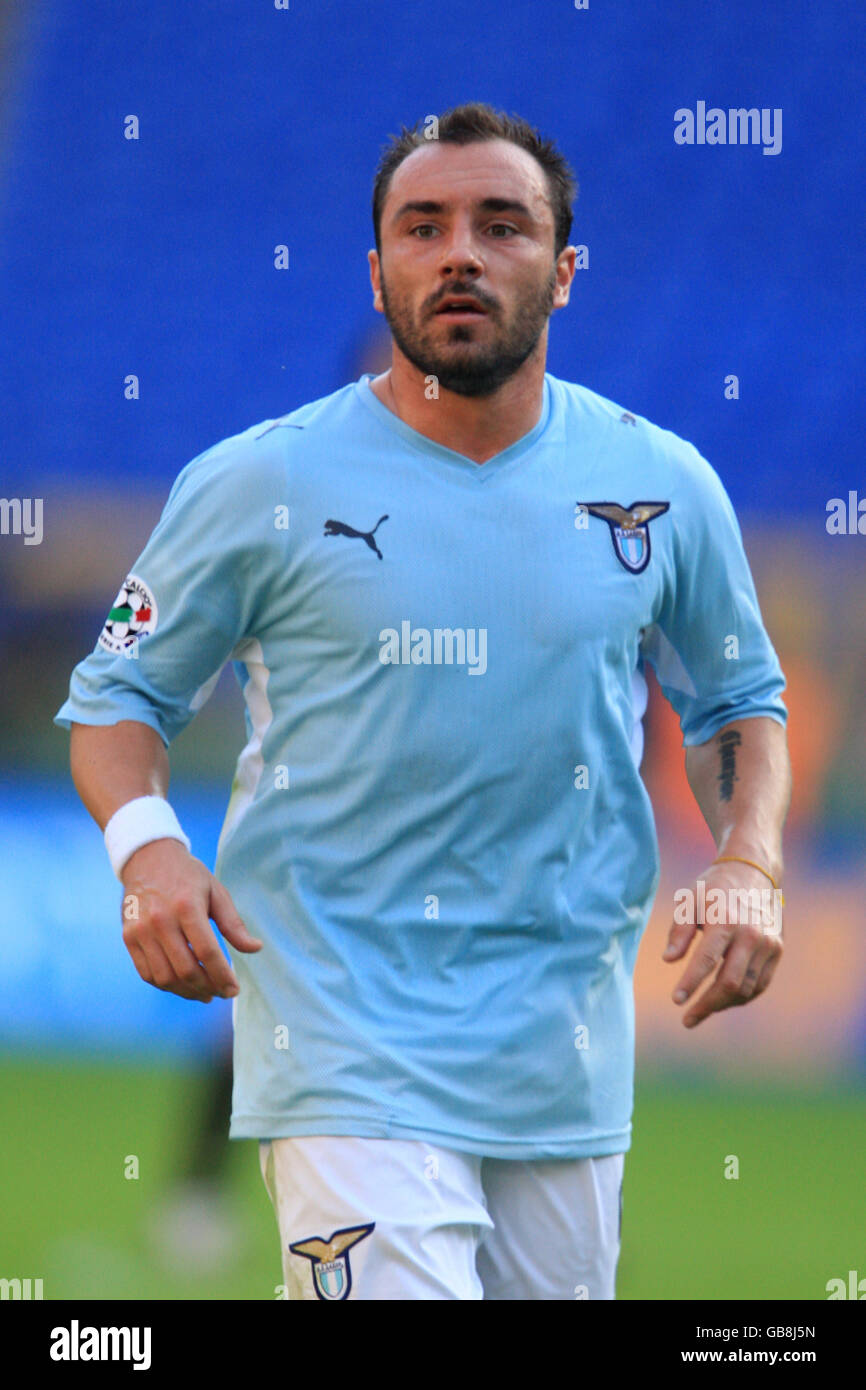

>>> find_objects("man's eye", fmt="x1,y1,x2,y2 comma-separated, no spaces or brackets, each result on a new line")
408,224,517,238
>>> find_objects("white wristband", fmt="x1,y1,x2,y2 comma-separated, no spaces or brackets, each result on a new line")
104,795,191,880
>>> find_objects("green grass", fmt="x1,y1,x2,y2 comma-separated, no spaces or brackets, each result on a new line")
0,1054,279,1301
1,1055,862,1300
620,1077,864,1300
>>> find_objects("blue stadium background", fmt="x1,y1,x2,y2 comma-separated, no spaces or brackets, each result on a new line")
0,0,859,508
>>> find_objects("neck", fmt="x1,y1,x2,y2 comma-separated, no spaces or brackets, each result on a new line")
368,341,548,464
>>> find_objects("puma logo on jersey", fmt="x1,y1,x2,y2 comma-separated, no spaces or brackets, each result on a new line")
324,514,389,559
578,501,670,574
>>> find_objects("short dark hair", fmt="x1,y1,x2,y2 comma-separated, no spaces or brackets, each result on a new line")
372,102,578,259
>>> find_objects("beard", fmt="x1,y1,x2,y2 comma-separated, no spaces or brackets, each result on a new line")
378,265,558,398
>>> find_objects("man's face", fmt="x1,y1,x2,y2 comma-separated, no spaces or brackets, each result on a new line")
369,138,574,397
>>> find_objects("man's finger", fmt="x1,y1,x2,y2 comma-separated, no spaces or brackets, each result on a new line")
672,926,733,1004
663,920,699,961
159,912,226,999
136,930,213,1001
749,948,782,1000
183,922,243,998
209,877,263,953
135,931,176,991
682,932,766,1027
172,893,241,996
123,932,155,987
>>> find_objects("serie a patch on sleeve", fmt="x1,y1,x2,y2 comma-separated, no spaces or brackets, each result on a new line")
97,573,159,656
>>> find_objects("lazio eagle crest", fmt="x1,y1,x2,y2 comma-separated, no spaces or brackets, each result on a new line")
289,1223,375,1300
579,501,670,574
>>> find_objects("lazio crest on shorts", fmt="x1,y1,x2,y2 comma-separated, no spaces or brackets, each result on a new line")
288,1223,375,1301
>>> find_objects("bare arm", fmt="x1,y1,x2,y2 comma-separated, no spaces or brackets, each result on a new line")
70,720,262,1003
683,716,790,885
70,719,170,826
663,716,792,1027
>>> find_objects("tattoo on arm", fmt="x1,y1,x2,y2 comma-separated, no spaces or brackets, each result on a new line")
717,729,742,801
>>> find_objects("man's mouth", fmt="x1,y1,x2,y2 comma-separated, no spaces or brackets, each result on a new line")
434,297,488,317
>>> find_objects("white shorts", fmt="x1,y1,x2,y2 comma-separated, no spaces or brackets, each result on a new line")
259,1136,624,1301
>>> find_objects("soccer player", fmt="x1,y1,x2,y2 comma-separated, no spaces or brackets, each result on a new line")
55,102,791,1301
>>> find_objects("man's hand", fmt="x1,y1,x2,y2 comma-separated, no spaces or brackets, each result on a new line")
120,838,263,1003
662,859,783,1029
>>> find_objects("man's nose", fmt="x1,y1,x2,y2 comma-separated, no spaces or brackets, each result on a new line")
437,224,484,275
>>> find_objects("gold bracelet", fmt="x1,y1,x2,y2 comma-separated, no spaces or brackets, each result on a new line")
711,855,784,905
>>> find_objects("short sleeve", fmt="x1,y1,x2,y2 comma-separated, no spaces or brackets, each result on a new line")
642,445,787,746
54,437,288,746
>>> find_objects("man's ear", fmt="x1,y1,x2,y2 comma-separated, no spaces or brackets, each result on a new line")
368,249,384,313
552,246,577,310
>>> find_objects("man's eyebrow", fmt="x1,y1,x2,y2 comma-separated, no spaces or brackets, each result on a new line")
391,196,536,224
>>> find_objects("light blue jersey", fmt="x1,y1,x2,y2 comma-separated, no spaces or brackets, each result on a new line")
55,373,786,1158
